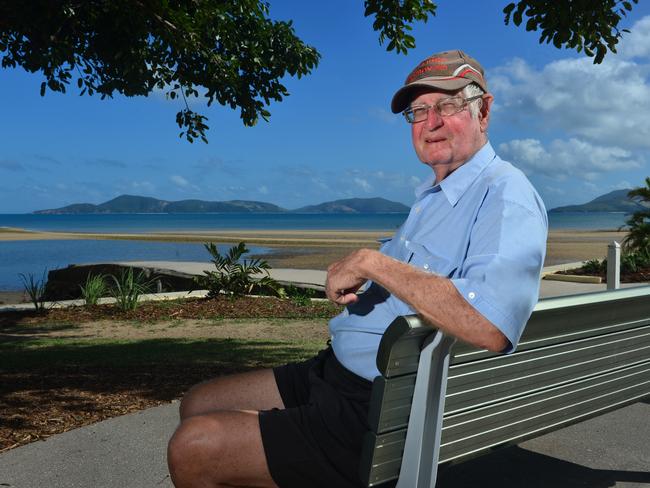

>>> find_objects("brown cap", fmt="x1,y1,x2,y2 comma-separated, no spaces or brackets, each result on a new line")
391,50,487,113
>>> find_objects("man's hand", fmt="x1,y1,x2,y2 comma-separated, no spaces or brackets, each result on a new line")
325,249,375,305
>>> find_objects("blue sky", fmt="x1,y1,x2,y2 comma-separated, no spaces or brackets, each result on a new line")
1,1,650,213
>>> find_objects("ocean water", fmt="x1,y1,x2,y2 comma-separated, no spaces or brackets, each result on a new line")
0,213,408,233
0,211,630,233
0,212,629,291
0,240,271,292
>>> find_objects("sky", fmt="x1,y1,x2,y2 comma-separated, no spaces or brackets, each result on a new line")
1,1,650,213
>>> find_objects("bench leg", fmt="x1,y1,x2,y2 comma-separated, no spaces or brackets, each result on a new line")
396,332,455,488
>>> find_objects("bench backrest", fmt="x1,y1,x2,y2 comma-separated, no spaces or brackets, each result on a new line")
360,286,650,487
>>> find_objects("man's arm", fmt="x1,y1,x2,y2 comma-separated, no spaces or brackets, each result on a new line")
325,248,509,352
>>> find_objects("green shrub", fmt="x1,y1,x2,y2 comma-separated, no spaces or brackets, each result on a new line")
19,271,48,312
621,251,650,274
621,177,650,256
284,284,316,306
80,273,108,306
581,259,605,274
195,242,281,298
109,268,155,311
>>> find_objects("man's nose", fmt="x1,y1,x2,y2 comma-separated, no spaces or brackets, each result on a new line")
425,107,443,129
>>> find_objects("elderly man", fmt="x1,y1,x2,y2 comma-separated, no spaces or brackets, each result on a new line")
167,49,547,488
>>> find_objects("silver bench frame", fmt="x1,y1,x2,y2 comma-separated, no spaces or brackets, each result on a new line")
360,286,650,487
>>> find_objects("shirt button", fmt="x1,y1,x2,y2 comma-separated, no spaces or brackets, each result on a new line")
405,240,410,246
423,264,429,270
415,206,421,213
400,236,405,242
468,292,476,300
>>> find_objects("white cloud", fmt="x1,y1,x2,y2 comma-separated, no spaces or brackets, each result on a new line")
310,177,330,191
353,177,372,193
491,21,650,150
544,186,565,195
170,175,190,187
170,175,201,193
614,180,633,189
369,170,422,190
618,15,650,59
126,180,156,193
499,138,642,180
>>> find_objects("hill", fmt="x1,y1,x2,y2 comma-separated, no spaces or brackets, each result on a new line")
35,195,285,214
549,189,647,213
293,197,409,214
34,195,410,214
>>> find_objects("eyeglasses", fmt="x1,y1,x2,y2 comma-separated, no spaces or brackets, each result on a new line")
402,95,483,123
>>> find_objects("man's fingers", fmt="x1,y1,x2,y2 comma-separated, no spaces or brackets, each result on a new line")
334,293,359,305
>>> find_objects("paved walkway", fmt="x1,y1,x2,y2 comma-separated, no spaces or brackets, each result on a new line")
1,401,648,487
1,265,649,487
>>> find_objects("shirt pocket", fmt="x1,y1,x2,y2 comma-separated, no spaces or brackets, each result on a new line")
405,241,457,278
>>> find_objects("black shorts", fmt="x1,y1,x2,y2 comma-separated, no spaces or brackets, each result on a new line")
258,347,373,488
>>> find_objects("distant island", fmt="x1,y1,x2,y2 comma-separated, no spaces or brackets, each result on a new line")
34,195,410,215
549,189,648,213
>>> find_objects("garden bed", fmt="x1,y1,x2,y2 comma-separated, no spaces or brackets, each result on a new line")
0,296,339,452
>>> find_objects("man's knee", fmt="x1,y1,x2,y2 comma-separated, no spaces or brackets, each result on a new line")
178,382,205,420
167,415,227,484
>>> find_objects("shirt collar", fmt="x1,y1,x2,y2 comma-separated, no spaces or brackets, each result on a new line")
414,142,496,206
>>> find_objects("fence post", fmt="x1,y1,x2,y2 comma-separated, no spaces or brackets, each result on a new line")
607,241,621,290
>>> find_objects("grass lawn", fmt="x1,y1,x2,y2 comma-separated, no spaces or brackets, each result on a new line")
0,296,336,452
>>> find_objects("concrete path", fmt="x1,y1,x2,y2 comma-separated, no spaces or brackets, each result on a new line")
1,401,648,487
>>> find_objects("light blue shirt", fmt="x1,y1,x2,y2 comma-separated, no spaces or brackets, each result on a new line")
329,142,548,381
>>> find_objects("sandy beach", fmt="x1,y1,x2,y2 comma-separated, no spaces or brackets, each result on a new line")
0,226,627,268
0,226,629,304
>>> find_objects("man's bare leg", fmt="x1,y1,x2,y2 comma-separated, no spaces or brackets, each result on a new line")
168,410,279,488
168,369,285,487
180,369,284,420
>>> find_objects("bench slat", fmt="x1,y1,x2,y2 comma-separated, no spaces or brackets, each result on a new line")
445,325,650,413
360,287,650,488
452,288,650,363
440,362,650,462
368,325,650,434
367,362,650,481
359,430,407,486
367,374,417,434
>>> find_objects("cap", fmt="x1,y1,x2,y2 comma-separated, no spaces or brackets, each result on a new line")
391,50,487,113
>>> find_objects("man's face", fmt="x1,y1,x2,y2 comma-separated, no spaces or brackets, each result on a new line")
410,90,491,180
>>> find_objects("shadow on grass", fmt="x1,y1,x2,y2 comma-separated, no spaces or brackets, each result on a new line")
0,337,323,432
0,323,87,346
435,446,650,488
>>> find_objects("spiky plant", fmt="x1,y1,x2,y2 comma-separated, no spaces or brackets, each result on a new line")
622,177,650,258
196,242,281,298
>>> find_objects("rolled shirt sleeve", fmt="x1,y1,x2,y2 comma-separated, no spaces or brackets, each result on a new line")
452,193,547,351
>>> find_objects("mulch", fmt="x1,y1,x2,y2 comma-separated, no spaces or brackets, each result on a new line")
0,296,339,452
557,266,650,283
0,295,339,327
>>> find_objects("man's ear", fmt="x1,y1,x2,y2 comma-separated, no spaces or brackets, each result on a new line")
479,94,494,132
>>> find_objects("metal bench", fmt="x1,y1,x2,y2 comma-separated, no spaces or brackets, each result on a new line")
359,286,650,488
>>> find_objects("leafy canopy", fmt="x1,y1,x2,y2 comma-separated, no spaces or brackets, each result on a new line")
0,0,639,143
503,0,639,64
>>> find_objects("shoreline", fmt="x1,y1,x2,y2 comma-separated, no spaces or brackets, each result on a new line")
0,227,629,300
